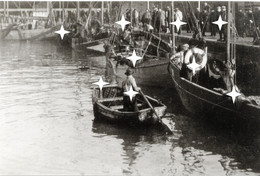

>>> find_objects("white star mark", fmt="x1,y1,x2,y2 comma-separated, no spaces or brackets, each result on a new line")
115,15,131,31
124,86,139,101
187,56,200,75
127,50,142,67
226,86,241,104
212,15,228,31
55,25,70,40
92,77,109,91
170,17,187,32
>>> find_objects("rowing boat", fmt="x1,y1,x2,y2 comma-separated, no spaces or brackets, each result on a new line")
92,85,167,125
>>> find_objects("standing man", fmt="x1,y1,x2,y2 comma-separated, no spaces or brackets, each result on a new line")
132,9,139,28
155,8,162,32
221,6,227,42
165,6,172,33
175,8,183,34
151,7,158,30
141,9,151,27
203,2,211,13
200,9,209,36
160,8,166,32
216,6,223,41
209,9,218,37
122,68,141,111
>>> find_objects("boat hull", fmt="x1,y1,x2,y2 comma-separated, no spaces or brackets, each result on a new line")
93,103,166,125
168,61,260,129
106,58,172,87
151,31,260,94
3,25,60,40
92,85,167,125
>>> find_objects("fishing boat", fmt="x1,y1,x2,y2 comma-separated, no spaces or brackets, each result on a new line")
168,2,260,130
105,31,173,87
2,24,60,40
92,85,167,125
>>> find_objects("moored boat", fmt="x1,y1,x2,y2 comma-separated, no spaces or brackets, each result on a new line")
168,1,260,131
106,53,171,87
105,31,173,87
92,85,167,125
2,24,60,40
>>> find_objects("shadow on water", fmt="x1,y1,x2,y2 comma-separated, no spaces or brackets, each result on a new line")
92,120,168,174
141,85,260,173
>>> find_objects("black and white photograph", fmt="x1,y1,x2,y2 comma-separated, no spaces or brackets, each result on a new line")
0,0,259,175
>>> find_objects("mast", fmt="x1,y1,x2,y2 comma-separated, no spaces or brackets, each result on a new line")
6,1,9,16
227,1,231,63
232,1,237,84
130,1,133,27
171,1,175,53
101,1,104,25
76,1,80,21
62,1,65,22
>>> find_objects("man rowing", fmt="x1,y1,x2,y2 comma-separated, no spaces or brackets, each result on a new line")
122,68,141,112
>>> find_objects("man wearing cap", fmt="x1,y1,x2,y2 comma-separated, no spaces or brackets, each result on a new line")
171,43,189,66
122,68,141,111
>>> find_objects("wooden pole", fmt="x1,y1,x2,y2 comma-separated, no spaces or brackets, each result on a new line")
171,1,175,53
232,2,237,84
198,1,200,11
47,1,50,15
130,1,133,26
6,1,9,16
147,1,149,9
4,1,6,16
76,1,80,21
62,1,65,22
59,1,61,19
101,1,104,25
227,1,231,63
19,2,22,17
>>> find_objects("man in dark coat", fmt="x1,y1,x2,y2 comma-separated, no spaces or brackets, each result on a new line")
221,6,227,42
141,9,151,26
236,9,245,37
200,9,209,36
155,8,161,32
165,6,172,33
209,9,218,37
216,6,223,41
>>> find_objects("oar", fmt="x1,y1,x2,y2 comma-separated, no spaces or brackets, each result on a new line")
139,90,172,134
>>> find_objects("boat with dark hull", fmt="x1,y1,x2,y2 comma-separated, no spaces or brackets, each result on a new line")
168,60,260,129
168,1,260,131
92,85,167,125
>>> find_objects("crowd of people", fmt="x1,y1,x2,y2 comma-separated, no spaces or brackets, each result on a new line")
120,2,260,43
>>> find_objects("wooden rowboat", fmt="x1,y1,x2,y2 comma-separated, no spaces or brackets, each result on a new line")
92,85,167,125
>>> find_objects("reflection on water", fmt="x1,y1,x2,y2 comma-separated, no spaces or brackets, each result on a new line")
0,40,258,175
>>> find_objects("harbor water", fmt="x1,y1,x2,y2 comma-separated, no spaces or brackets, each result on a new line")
0,40,259,175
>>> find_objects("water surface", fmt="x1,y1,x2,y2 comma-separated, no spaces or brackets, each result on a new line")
0,40,258,175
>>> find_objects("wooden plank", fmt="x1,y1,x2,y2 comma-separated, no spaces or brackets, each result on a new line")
98,97,123,102
110,103,142,110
